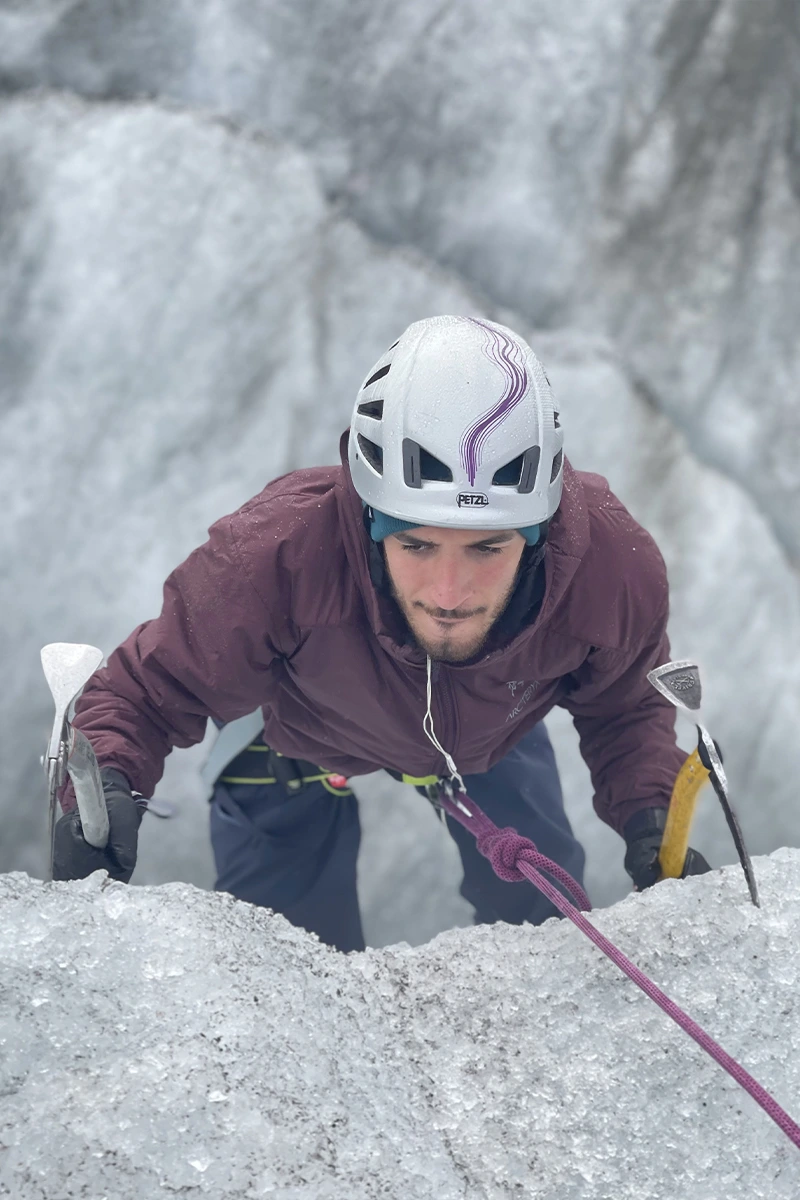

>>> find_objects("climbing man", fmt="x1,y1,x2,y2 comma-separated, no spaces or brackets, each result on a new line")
53,315,709,950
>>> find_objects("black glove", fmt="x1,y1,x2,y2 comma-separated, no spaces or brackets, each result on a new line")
623,807,711,891
53,767,144,883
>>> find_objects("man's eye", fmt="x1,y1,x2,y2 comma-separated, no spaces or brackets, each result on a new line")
475,546,502,555
400,543,429,553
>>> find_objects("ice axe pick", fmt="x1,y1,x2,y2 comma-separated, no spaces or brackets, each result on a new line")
647,660,758,906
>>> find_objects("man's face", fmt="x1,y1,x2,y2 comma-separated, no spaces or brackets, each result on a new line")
382,526,527,663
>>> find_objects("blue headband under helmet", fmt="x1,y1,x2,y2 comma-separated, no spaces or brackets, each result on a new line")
367,507,542,545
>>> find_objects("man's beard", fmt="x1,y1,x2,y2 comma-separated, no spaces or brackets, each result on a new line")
387,569,521,663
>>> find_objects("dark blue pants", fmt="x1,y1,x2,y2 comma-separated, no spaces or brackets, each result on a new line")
210,721,585,952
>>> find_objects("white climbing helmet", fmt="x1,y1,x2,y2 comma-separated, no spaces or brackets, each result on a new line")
348,315,564,530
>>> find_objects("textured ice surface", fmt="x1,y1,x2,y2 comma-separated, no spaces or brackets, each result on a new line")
2,854,800,1199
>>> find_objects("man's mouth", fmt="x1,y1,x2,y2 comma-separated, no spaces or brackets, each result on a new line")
421,609,483,627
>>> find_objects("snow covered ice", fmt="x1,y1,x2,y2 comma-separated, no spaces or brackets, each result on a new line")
2,855,799,1199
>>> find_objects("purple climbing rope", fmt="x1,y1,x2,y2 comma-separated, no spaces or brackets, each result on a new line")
438,786,800,1151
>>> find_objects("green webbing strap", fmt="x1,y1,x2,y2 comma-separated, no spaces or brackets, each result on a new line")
219,775,278,784
221,744,352,793
220,771,340,786
222,745,430,796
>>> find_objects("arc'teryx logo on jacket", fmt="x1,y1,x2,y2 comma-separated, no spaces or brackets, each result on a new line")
506,681,540,723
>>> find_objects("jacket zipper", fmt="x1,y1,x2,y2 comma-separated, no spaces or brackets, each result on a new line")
435,666,461,777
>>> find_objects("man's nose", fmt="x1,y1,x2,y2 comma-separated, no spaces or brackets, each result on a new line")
428,557,472,611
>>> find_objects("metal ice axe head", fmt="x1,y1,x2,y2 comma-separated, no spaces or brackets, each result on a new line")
646,659,759,907
41,643,109,874
647,660,702,714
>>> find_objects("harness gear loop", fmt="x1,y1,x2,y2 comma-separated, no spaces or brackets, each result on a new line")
219,741,353,797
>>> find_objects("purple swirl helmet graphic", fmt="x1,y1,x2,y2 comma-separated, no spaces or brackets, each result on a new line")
460,319,529,486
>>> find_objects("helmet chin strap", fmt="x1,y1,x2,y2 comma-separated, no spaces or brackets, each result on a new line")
422,655,467,795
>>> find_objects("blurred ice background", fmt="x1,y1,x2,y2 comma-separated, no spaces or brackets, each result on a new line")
1,1,798,942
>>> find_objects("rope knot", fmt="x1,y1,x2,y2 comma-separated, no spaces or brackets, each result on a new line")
474,823,591,910
475,827,534,883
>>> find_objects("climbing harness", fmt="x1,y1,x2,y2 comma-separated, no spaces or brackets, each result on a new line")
219,738,352,797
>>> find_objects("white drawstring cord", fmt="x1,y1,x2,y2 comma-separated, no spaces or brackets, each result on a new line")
423,656,471,815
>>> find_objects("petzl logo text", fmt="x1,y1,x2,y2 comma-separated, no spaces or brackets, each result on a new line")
457,492,489,508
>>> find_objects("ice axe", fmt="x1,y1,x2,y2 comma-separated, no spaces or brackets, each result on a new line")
647,660,759,906
41,642,108,877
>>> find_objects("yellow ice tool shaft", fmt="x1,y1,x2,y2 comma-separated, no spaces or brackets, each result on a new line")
658,748,710,879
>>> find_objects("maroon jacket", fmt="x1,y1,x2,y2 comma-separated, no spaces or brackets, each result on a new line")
73,443,685,835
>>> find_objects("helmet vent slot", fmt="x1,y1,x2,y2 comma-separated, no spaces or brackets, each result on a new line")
357,434,384,475
357,399,384,420
550,449,563,484
554,411,561,429
420,447,453,483
403,440,453,488
493,446,541,493
492,455,524,487
363,364,391,389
